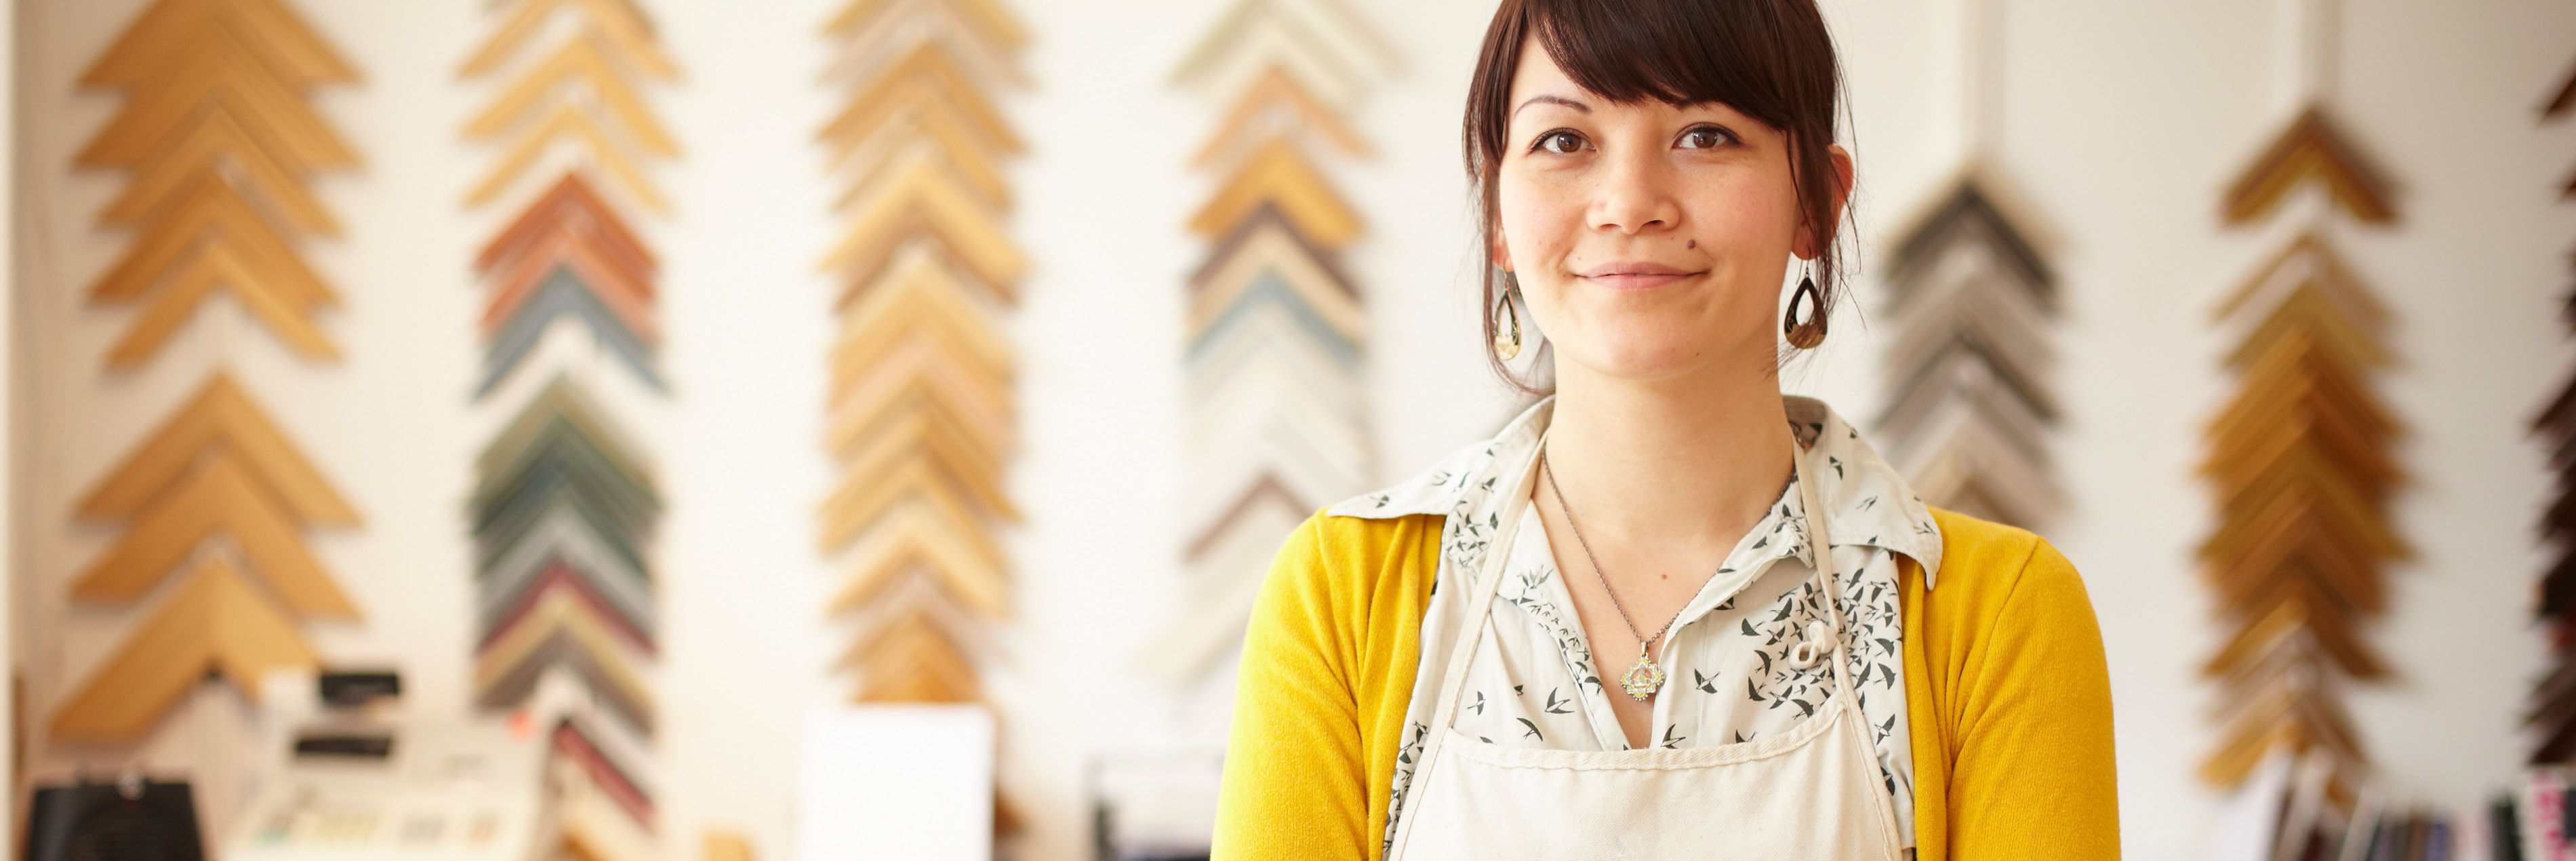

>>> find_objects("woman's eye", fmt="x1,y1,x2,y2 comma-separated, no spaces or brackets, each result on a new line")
1534,131,1586,154
1679,127,1729,149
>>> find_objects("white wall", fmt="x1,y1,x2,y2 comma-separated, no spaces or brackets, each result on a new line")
1981,1,2570,856
9,0,2565,859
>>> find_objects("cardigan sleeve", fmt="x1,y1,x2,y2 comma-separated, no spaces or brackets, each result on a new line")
1213,515,1369,860
1212,512,1439,861
1916,513,2122,859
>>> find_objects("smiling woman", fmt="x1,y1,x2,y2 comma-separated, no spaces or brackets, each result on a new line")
1211,1,2119,860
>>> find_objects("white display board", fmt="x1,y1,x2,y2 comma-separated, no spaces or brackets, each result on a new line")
794,704,994,861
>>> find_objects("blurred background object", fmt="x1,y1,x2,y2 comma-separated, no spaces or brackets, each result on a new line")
813,0,1032,840
26,769,204,861
1142,0,1388,703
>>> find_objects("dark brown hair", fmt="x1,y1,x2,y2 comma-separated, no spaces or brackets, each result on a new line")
1466,0,1851,393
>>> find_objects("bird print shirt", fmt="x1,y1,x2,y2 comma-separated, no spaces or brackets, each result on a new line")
1327,396,1945,852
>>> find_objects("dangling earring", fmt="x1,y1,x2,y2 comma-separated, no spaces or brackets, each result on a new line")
1493,272,1523,361
1783,262,1827,349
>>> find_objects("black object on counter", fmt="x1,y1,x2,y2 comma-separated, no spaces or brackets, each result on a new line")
24,772,203,861
319,670,401,708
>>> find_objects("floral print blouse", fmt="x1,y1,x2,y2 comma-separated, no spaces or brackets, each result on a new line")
1327,396,1946,852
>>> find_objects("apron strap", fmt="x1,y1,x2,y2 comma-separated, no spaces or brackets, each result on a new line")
1791,444,1865,704
1386,433,1545,855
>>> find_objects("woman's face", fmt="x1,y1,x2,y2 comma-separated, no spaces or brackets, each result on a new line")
1493,39,1847,384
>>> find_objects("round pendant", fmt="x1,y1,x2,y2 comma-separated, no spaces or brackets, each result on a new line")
1618,653,1665,701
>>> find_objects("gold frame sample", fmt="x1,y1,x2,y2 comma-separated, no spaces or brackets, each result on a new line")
816,0,1024,704
52,0,361,744
816,0,1028,836
2198,106,2406,793
78,0,359,367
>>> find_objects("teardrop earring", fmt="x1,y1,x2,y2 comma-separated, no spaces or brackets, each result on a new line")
1783,263,1827,349
1493,273,1523,361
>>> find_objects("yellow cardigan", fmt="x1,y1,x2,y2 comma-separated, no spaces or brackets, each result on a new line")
1211,508,2119,860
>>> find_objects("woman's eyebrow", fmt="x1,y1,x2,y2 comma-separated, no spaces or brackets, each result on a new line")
1513,94,1590,118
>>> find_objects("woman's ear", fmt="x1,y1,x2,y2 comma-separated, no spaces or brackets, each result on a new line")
1792,145,1857,260
1826,144,1855,228
1489,224,1514,272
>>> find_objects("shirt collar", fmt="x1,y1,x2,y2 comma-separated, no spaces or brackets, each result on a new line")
1327,395,1946,588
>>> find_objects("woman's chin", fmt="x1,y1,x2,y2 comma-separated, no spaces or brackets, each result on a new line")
1558,340,1756,385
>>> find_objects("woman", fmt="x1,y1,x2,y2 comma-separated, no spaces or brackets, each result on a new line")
1210,0,2118,858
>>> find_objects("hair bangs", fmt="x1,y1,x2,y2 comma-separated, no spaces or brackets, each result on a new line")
1525,0,1800,131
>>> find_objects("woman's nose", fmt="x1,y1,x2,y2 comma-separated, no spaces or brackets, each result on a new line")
1590,147,1682,236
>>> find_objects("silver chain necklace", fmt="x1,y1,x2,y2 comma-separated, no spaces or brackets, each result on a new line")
1539,449,1684,702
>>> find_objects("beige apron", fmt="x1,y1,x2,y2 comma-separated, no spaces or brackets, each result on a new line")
1385,441,1907,861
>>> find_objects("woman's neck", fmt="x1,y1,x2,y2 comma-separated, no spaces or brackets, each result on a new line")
1542,359,1796,548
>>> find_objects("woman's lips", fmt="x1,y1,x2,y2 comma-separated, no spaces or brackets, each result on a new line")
1577,264,1701,290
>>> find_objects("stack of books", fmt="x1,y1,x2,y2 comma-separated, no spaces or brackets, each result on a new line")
2211,755,2576,860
